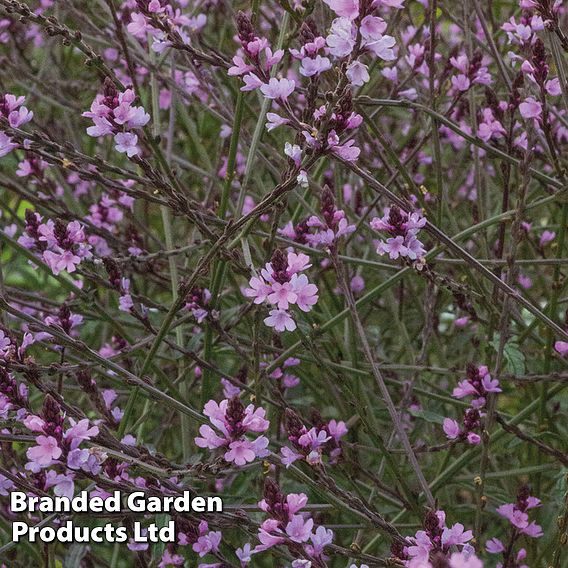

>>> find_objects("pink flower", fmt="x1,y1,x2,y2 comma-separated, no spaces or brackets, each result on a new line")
451,74,471,91
291,274,318,312
323,0,359,19
441,523,473,547
519,97,542,120
114,132,140,157
326,18,355,58
467,432,481,445
228,55,254,76
443,418,460,439
127,12,150,37
365,35,397,60
554,341,568,357
377,235,408,259
285,515,314,543
87,116,114,137
448,552,483,568
266,112,289,131
43,250,81,275
281,446,302,467
496,503,528,528
331,138,361,161
360,15,387,39
8,105,33,127
260,78,296,100
241,73,264,91
300,55,332,77
119,294,134,311
308,525,334,557
195,424,227,449
244,276,272,304
193,530,222,556
486,537,505,554
284,142,302,167
539,230,556,247
26,435,62,466
236,543,253,564
287,252,312,273
0,132,17,157
346,61,370,86
264,309,296,332
546,78,561,96
268,282,298,310
225,439,259,466
522,521,543,538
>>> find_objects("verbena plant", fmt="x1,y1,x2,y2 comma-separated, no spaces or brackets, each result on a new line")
0,0,567,566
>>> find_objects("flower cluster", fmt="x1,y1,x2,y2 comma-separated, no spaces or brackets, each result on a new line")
370,206,427,261
194,397,270,467
279,186,355,251
127,0,207,54
176,517,222,558
22,395,101,497
83,78,150,157
18,210,92,275
443,363,501,445
494,485,543,540
322,0,400,84
236,478,333,564
280,408,348,468
184,286,212,324
391,509,476,568
244,250,318,333
0,93,33,157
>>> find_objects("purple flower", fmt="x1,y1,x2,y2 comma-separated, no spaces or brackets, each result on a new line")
443,418,460,439
442,523,473,547
26,435,61,466
280,446,302,468
300,55,332,77
260,78,296,101
519,97,542,120
264,309,296,332
486,537,505,554
114,132,140,157
285,515,314,543
346,61,370,86
322,0,359,19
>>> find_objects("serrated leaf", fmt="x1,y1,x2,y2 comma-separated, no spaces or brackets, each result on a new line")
490,335,526,375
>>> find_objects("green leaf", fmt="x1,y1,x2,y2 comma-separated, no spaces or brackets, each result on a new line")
489,335,526,375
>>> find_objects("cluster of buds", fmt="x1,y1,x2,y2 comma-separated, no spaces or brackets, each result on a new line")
443,364,501,446
280,186,355,252
280,408,348,468
103,257,136,313
0,366,29,419
184,286,212,324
